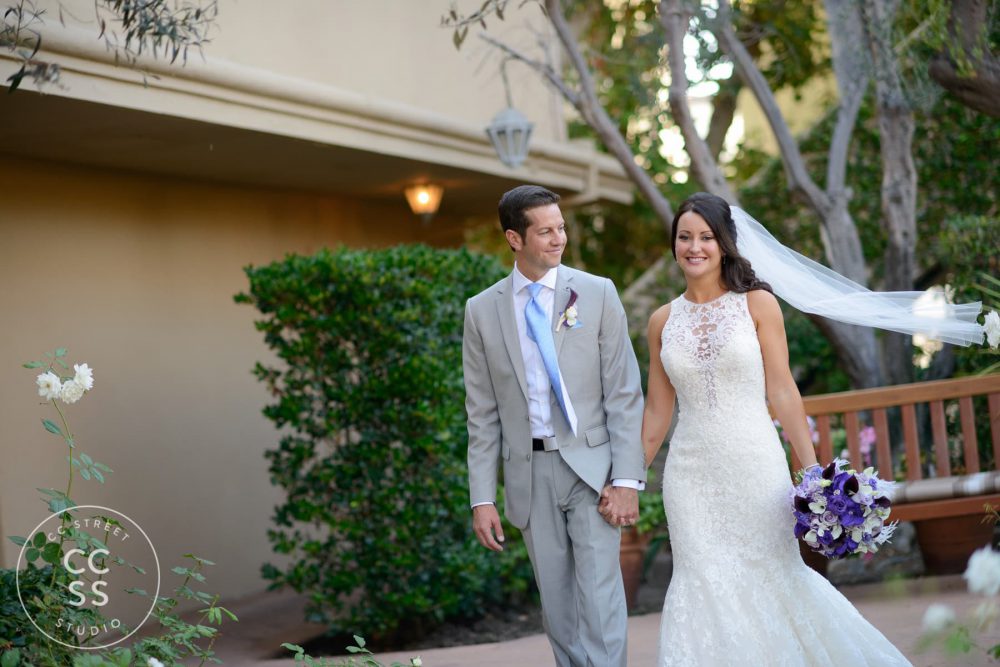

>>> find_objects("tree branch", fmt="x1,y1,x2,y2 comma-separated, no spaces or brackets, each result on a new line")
714,0,826,209
477,31,579,106
544,0,675,233
823,0,868,198
659,0,737,203
928,0,1000,117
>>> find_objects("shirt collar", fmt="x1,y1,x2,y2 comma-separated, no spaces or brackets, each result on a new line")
513,264,559,294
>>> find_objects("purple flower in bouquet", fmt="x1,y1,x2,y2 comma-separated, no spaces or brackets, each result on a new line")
790,458,897,560
828,495,849,514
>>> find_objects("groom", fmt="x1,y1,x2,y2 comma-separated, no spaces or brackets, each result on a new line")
463,185,645,666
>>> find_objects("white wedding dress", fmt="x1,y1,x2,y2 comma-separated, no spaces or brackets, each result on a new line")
656,291,912,666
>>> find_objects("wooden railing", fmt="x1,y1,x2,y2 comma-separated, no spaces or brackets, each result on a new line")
790,374,1000,523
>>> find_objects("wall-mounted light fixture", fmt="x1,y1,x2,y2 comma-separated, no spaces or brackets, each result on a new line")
404,183,444,223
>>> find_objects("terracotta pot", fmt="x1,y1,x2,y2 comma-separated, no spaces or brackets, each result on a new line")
915,514,994,575
620,527,652,611
798,540,830,577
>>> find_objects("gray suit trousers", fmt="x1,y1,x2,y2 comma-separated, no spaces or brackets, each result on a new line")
522,450,627,667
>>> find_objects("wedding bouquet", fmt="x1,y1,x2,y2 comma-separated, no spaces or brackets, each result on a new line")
791,459,897,559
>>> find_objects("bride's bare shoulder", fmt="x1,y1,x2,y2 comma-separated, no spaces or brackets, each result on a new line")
745,289,782,318
648,303,672,336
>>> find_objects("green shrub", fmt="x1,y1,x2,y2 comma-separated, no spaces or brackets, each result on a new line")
236,245,534,643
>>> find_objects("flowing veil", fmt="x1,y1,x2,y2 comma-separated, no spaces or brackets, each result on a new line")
731,207,986,347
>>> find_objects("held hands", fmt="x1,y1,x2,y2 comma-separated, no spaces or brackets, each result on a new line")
472,504,505,552
598,485,639,528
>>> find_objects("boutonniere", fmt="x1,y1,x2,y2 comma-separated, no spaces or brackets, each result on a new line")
556,289,581,331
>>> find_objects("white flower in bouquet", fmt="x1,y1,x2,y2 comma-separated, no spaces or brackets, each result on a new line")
73,362,94,390
59,379,85,404
36,371,62,400
985,311,1000,349
411,658,423,667
808,494,826,514
922,603,956,633
964,546,1000,596
147,658,165,667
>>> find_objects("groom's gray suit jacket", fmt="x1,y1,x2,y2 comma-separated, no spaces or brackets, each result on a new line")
463,265,645,529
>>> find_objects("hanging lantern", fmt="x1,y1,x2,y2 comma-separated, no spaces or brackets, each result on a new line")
485,106,533,169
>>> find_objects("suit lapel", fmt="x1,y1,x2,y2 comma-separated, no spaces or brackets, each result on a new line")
553,268,573,358
496,276,529,402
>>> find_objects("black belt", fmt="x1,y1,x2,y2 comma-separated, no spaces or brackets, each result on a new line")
532,437,561,452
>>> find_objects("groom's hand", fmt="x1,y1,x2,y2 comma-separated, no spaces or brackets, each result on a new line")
598,485,639,527
472,504,506,552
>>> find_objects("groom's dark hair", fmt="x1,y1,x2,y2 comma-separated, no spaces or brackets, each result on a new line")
498,185,561,247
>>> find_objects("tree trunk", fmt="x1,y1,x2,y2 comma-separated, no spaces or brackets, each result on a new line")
714,0,884,388
809,317,884,389
861,0,918,386
706,78,741,160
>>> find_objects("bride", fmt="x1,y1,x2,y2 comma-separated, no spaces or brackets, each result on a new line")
636,192,922,666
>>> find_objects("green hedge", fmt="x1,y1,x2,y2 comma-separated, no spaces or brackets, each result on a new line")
236,245,534,642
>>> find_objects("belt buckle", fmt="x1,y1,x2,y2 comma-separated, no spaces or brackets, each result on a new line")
541,436,559,452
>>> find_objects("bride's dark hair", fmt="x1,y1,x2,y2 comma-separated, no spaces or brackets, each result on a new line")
671,192,772,294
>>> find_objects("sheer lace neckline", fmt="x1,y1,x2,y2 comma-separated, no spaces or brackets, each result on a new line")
679,290,731,306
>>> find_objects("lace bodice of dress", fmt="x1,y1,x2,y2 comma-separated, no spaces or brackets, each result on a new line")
661,291,766,425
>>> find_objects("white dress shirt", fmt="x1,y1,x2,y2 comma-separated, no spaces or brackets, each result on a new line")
511,264,578,437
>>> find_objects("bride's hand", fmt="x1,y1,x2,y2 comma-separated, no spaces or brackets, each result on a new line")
598,485,639,527
598,485,613,524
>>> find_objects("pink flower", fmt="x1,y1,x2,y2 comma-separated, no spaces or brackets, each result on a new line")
859,426,876,454
859,426,877,465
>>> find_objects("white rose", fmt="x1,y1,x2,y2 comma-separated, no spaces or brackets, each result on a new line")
411,658,423,667
922,603,956,633
964,546,1000,596
985,310,1000,349
147,658,165,667
59,379,85,404
73,363,94,391
565,305,578,327
36,371,62,400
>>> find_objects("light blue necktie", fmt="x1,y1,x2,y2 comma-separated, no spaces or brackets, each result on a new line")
525,283,572,428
